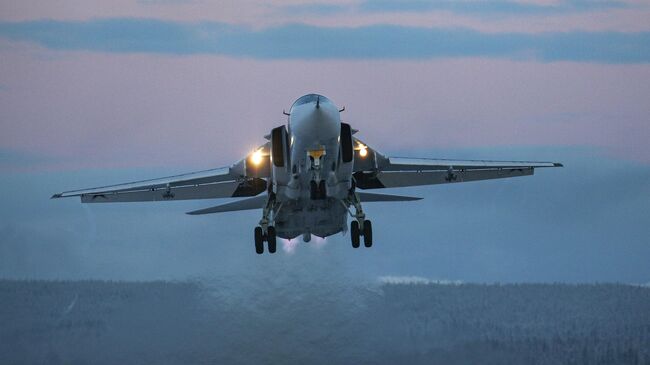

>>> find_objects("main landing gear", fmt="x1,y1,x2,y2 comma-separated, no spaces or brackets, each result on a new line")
254,226,276,254
255,192,278,254
346,190,373,248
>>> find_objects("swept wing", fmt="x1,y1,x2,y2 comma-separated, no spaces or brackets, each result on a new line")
52,143,271,203
352,138,562,189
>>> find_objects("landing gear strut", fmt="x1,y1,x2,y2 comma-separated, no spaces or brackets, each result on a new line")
346,190,373,248
255,193,278,254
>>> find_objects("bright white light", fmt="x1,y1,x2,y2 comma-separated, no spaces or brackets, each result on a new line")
359,146,368,157
251,150,263,165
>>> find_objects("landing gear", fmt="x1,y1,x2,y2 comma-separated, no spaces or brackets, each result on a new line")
346,190,373,249
350,221,360,248
310,180,318,200
318,180,327,199
267,226,277,254
310,180,327,200
363,220,373,247
349,219,372,248
254,226,264,254
254,225,277,255
255,193,278,255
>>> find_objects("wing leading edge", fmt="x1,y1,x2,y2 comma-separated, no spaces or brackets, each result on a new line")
52,136,562,202
352,138,562,189
52,143,272,203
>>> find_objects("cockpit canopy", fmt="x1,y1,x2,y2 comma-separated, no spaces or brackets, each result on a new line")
290,94,331,112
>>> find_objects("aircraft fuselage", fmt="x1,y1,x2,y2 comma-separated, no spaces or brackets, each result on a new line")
274,94,351,240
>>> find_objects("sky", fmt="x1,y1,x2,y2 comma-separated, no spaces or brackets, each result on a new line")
0,0,649,283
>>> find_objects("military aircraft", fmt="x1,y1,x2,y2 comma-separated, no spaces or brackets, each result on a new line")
52,94,562,254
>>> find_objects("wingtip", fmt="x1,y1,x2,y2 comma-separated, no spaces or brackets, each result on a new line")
553,163,564,167
51,193,63,199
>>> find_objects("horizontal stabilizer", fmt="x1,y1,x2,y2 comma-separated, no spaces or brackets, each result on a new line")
357,192,422,202
187,196,267,215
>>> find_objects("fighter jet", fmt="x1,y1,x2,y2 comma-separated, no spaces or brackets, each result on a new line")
52,94,562,254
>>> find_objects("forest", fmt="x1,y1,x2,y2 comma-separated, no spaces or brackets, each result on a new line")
1,279,649,364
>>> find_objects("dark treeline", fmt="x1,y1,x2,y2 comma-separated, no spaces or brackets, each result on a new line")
378,283,650,364
1,279,649,364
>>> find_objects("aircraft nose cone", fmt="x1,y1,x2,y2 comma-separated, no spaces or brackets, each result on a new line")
309,103,339,134
289,100,340,142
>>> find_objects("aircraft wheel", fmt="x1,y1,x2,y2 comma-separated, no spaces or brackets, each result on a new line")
350,221,360,248
363,220,373,247
318,180,327,199
310,180,319,200
254,226,264,254
267,226,277,254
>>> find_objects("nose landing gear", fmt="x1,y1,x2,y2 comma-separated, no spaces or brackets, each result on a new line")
310,180,327,200
308,147,328,200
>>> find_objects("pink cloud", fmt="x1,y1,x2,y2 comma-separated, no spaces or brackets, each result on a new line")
1,44,649,171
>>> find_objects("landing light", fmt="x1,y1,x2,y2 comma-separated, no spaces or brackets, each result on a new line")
359,145,368,158
251,149,263,165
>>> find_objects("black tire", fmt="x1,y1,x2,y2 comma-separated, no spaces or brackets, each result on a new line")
310,180,319,200
254,226,264,254
363,220,373,247
318,180,327,199
267,226,277,254
351,221,360,248
340,123,353,163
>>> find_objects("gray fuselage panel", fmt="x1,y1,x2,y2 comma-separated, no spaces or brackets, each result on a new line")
275,94,350,238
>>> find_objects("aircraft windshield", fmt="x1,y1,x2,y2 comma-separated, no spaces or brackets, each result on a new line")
291,94,330,109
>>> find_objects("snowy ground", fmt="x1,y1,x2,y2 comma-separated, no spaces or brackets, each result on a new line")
1,278,649,365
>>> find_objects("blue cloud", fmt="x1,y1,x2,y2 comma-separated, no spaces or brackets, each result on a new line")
0,19,649,63
358,0,628,15
280,3,347,15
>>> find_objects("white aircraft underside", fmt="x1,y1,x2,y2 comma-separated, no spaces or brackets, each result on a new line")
53,94,562,254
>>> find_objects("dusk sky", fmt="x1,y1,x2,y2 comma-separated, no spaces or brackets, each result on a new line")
0,1,648,283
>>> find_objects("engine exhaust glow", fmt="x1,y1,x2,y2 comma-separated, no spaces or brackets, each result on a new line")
281,236,328,253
